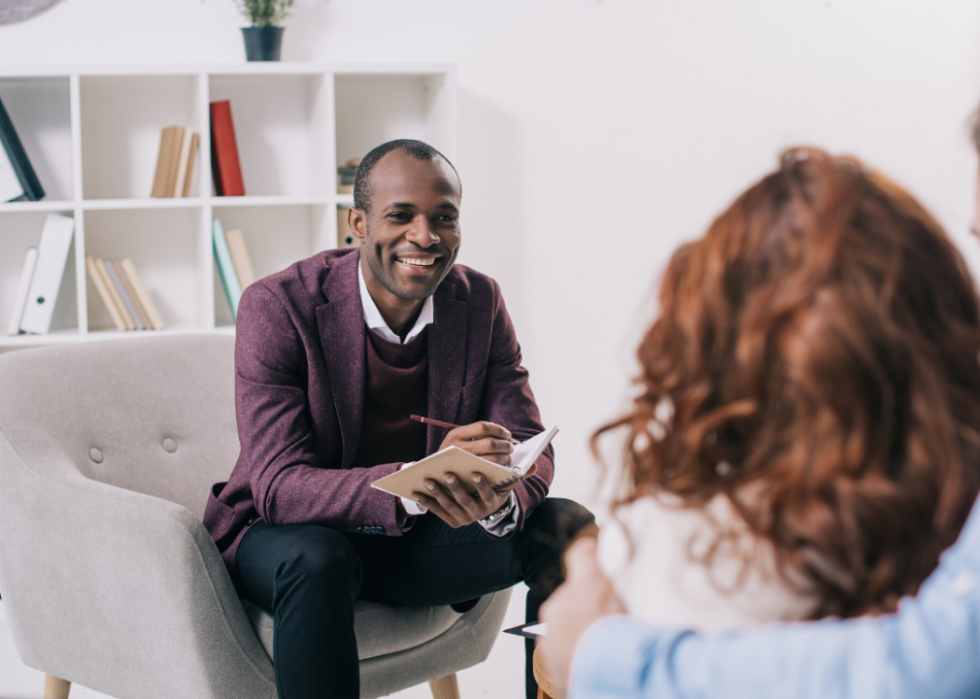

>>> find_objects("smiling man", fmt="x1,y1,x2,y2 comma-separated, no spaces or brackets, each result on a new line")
203,140,593,699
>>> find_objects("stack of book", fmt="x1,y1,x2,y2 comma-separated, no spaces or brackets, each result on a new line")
0,93,44,202
7,213,73,335
151,126,199,198
85,255,165,332
213,219,256,320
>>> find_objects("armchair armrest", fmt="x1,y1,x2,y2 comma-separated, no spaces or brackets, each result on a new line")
0,428,274,699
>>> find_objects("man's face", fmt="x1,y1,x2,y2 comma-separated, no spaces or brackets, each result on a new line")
352,151,462,304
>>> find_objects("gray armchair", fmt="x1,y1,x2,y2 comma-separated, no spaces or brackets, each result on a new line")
0,334,510,699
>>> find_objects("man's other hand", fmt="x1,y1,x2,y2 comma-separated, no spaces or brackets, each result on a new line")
538,536,626,698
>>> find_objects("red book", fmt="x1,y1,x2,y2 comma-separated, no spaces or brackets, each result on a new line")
209,100,245,197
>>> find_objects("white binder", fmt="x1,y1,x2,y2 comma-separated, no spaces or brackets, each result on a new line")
19,213,75,335
0,146,23,202
6,246,37,335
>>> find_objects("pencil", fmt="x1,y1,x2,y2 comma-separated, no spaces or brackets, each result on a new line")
410,415,520,444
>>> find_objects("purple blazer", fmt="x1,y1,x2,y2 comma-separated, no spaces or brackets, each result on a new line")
203,248,554,576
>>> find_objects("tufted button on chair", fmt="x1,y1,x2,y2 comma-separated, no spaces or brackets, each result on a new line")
0,335,510,699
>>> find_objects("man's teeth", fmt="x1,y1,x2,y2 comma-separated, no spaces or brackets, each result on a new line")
398,257,435,267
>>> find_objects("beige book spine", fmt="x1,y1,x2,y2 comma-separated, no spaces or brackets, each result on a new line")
172,128,194,198
120,258,165,330
114,258,153,329
150,128,176,198
181,133,199,198
162,126,184,198
224,228,256,288
96,257,135,330
85,255,126,332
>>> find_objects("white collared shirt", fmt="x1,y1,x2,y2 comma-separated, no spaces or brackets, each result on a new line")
356,256,519,536
357,260,433,344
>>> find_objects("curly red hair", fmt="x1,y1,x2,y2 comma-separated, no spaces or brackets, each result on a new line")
595,147,980,618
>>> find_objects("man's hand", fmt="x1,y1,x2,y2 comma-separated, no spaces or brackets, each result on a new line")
538,536,626,698
411,421,518,528
439,421,515,465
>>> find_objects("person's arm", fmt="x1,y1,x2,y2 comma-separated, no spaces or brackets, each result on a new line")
477,280,553,528
544,497,980,699
235,282,405,533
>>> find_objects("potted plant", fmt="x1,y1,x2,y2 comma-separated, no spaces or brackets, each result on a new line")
237,0,295,61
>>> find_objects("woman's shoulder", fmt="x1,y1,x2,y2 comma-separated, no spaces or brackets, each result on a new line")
597,492,819,631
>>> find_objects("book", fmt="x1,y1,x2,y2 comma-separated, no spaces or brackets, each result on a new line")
0,141,24,202
371,425,558,500
19,214,74,334
213,218,242,318
172,127,194,198
209,101,245,197
224,228,256,288
95,257,134,331
85,254,126,332
182,132,199,197
104,259,145,330
0,93,44,201
110,258,152,329
120,258,165,330
150,126,181,198
337,207,358,248
7,247,37,335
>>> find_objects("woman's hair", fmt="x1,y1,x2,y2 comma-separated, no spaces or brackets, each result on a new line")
594,147,980,618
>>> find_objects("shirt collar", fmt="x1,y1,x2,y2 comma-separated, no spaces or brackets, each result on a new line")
357,258,434,345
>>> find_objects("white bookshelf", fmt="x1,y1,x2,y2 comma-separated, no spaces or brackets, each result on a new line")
0,63,458,349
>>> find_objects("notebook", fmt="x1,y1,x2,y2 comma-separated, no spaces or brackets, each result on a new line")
371,425,558,500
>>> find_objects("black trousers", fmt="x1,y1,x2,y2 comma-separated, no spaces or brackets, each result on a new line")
236,497,594,699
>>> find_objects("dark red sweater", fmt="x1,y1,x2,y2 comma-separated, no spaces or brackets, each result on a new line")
352,326,429,468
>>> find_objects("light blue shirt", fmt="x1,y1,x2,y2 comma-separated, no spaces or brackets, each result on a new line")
570,496,980,699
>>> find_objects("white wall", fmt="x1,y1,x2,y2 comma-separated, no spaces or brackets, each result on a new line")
2,0,980,509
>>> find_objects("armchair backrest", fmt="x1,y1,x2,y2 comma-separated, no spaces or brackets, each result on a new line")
0,334,239,520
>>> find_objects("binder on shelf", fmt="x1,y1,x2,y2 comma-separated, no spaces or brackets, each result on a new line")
213,218,242,319
0,93,44,202
181,132,200,197
210,100,245,197
120,258,165,330
337,207,358,248
0,142,25,202
7,247,38,335
224,228,256,289
85,255,126,332
95,257,135,330
19,214,74,335
104,259,145,331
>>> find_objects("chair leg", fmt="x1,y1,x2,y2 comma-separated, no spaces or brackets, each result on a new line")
43,674,71,699
428,673,461,699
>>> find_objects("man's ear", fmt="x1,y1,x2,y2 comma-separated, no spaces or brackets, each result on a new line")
349,208,367,243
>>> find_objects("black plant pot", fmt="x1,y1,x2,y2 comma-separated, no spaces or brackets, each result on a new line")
242,26,284,62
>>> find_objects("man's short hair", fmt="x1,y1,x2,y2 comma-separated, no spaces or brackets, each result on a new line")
353,139,460,212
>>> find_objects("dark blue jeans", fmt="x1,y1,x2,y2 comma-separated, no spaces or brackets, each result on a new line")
236,497,594,699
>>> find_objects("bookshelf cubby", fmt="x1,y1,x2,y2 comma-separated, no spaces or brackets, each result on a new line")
0,63,457,351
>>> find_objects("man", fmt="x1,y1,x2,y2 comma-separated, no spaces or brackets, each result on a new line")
539,122,980,699
203,139,592,699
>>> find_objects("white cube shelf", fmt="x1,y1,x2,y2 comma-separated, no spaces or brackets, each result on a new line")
0,63,457,350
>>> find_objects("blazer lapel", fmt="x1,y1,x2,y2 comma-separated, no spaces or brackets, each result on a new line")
426,280,468,453
315,251,365,469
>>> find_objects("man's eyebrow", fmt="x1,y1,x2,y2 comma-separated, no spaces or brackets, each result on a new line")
436,203,459,212
384,202,417,211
